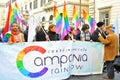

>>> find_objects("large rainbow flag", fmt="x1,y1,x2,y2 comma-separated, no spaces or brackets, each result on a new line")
2,2,28,42
10,4,17,28
83,10,96,34
2,3,16,41
61,2,70,40
2,4,11,37
72,5,80,32
13,2,27,26
53,5,62,34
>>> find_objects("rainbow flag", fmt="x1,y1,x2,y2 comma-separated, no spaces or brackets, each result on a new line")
2,4,11,37
72,5,80,32
61,2,70,40
2,3,17,42
53,5,62,34
2,4,16,42
10,3,17,30
2,31,17,42
83,10,96,34
2,31,11,42
13,2,27,26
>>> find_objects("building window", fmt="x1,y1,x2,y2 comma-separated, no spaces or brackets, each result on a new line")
25,5,27,10
40,0,46,7
44,0,46,4
99,6,111,26
12,0,16,3
100,11,109,26
42,17,45,26
49,15,53,24
42,17,45,21
102,12,109,26
48,0,52,2
21,7,23,12
41,0,43,7
34,0,38,9
29,2,32,10
6,1,10,8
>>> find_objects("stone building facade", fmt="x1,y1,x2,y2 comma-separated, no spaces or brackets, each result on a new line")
0,3,5,30
89,0,120,33
4,0,120,33
16,0,89,30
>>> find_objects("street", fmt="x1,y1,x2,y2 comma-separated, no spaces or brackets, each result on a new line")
64,72,120,80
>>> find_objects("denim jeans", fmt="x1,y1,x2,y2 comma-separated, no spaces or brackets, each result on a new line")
103,61,114,79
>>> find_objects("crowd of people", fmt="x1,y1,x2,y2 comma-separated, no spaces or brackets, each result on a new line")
0,21,119,79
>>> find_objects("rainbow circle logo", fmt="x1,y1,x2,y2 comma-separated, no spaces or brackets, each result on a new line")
16,46,48,78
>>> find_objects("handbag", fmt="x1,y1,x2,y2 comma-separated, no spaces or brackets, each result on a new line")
113,55,120,72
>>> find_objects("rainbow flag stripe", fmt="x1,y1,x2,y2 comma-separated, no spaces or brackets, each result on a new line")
61,2,70,40
83,10,96,34
10,3,16,29
73,5,80,31
2,4,11,37
13,2,27,26
2,3,16,40
2,31,11,42
53,5,62,34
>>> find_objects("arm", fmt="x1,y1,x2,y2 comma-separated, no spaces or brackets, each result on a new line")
19,33,25,42
21,33,25,42
80,31,85,41
91,31,99,41
98,34,111,44
8,36,13,44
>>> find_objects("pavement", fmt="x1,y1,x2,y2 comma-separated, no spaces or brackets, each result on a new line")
63,72,120,80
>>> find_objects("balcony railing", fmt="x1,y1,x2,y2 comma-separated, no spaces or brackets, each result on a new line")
43,1,57,10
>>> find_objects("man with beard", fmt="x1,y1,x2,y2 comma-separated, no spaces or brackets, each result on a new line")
3,22,25,44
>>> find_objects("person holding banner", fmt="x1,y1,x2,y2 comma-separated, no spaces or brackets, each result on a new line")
47,24,59,41
0,33,2,42
63,27,77,40
98,25,118,79
92,22,106,42
3,22,25,44
0,36,1,41
80,24,91,41
23,26,28,42
76,28,81,40
35,26,49,41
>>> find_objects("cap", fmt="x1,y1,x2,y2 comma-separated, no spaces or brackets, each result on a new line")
97,22,104,27
106,25,112,29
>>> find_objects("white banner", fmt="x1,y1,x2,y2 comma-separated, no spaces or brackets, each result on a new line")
0,41,104,80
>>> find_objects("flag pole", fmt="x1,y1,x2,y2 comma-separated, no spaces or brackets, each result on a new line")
32,15,50,41
79,0,81,18
10,0,11,4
